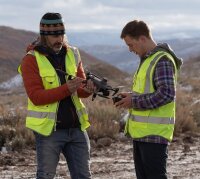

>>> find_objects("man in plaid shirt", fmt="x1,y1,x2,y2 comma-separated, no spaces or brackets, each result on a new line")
115,20,182,179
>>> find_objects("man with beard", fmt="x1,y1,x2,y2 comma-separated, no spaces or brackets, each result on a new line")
115,20,182,179
18,12,94,179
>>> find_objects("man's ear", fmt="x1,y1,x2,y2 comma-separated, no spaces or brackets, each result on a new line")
139,35,147,42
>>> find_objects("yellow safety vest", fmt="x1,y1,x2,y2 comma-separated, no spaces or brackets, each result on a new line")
125,51,177,141
19,46,90,136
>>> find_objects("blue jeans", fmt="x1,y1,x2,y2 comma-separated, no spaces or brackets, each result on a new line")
34,128,91,179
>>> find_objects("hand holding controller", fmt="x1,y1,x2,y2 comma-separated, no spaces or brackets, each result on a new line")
112,95,124,104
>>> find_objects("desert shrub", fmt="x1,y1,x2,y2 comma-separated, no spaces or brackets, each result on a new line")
5,136,26,151
191,103,200,130
175,89,198,134
1,88,199,151
176,59,200,134
0,106,34,151
84,99,123,140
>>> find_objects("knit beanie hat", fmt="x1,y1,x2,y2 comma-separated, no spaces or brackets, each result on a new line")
40,12,65,35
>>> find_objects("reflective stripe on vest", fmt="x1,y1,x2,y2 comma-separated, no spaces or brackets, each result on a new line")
128,114,175,124
27,110,56,120
27,108,87,121
144,52,165,93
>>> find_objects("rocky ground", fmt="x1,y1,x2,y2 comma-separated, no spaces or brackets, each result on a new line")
0,133,200,179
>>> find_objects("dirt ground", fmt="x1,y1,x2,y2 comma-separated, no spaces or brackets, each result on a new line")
0,133,200,179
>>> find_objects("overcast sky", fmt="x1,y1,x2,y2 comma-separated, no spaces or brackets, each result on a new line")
0,0,199,38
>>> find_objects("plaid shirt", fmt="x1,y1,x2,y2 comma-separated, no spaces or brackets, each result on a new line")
132,50,176,145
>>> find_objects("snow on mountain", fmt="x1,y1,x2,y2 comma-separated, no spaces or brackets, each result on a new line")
0,75,22,89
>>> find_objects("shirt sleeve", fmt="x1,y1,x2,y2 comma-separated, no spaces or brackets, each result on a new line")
132,57,176,109
21,54,71,105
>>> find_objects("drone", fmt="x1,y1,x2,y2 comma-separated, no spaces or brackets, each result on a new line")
55,69,120,101
85,71,119,101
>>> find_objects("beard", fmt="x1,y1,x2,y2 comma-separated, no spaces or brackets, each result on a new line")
52,42,63,53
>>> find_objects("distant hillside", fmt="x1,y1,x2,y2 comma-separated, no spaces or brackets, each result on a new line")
82,45,139,73
180,55,200,90
0,26,37,82
0,26,129,87
81,37,200,73
2,26,199,75
181,55,200,77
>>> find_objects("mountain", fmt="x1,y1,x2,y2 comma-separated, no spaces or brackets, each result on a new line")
0,26,129,88
67,30,200,73
0,26,37,82
165,38,200,59
81,45,139,73
1,25,200,83
81,37,200,73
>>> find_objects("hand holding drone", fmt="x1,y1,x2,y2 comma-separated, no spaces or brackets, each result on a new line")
56,68,121,101
85,71,119,101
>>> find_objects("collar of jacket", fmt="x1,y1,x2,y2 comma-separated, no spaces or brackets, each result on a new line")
34,45,67,56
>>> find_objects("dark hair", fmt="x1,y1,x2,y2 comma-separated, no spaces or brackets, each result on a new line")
120,20,151,39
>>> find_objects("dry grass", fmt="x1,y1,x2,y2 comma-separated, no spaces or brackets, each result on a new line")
84,99,122,139
175,90,198,134
0,96,124,151
1,54,200,150
175,56,200,134
1,85,200,151
1,90,199,151
0,105,34,151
